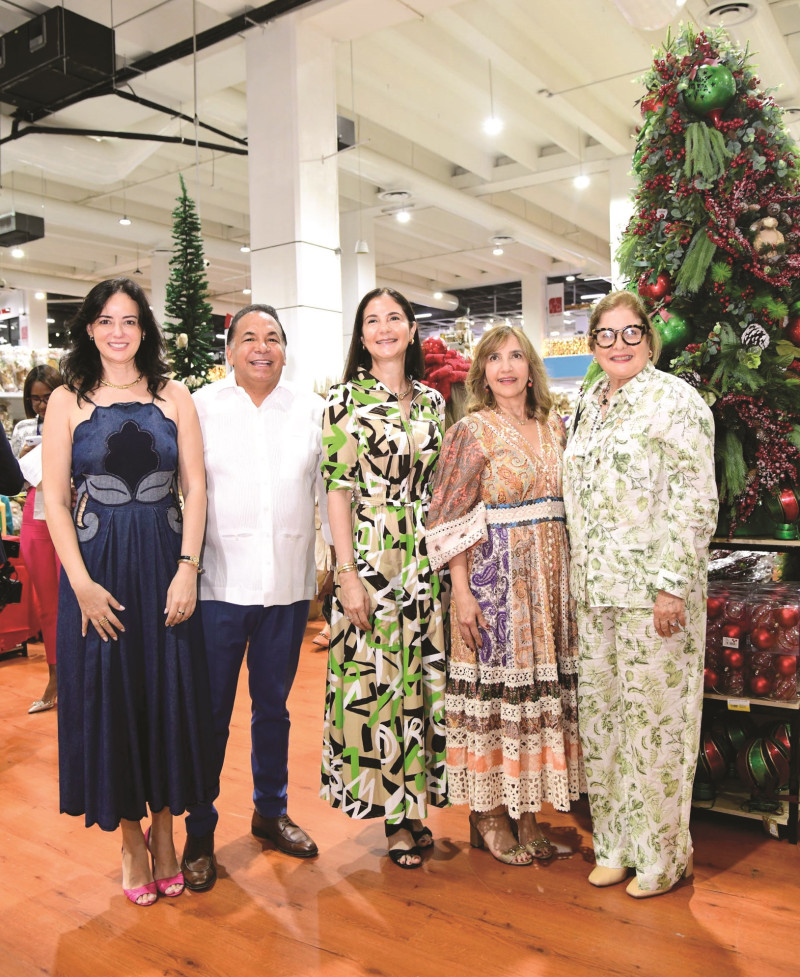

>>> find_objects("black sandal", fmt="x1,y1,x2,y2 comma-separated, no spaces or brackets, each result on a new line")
385,821,422,869
408,820,434,850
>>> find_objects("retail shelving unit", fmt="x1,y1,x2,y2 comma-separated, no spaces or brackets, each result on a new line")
694,537,800,843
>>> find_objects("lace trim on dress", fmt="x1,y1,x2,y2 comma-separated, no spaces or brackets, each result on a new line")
425,502,487,571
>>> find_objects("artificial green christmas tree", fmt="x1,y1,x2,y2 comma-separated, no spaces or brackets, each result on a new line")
617,26,800,534
163,174,216,390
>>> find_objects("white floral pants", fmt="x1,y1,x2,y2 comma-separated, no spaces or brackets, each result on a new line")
575,602,704,890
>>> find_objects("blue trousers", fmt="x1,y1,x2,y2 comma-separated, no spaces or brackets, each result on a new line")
185,599,309,836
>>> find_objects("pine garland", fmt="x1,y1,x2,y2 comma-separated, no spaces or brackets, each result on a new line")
684,122,730,181
674,228,716,295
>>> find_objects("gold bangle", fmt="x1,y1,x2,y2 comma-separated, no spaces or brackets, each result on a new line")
177,555,204,574
337,562,357,576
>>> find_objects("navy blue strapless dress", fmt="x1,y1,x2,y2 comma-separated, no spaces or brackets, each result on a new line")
57,402,217,830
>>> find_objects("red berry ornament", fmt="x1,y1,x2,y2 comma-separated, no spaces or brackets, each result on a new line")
749,674,772,697
707,596,725,619
751,626,778,650
704,667,721,690
776,655,798,677
776,606,800,629
722,623,745,644
723,648,744,669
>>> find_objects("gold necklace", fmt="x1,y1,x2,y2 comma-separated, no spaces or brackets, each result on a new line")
394,383,412,400
496,406,529,427
99,374,143,390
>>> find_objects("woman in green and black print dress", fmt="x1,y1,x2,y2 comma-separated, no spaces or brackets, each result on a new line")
320,287,447,870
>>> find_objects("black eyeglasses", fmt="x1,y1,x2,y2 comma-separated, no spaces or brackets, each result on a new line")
30,394,51,405
591,324,648,348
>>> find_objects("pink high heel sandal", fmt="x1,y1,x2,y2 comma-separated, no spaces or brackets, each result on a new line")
121,846,157,907
144,827,185,897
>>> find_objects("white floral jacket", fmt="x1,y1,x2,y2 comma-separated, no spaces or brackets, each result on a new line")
563,363,718,608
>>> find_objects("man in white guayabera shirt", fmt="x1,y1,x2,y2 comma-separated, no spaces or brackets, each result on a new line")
181,304,331,891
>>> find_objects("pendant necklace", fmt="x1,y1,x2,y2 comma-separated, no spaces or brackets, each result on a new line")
99,374,143,390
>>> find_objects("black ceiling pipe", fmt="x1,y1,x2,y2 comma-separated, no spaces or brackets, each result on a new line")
0,124,248,155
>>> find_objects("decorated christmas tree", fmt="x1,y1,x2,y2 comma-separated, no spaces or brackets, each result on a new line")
617,25,800,534
162,174,216,390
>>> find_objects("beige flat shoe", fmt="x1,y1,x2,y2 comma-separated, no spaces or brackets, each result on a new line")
28,697,57,714
588,865,629,887
626,854,694,899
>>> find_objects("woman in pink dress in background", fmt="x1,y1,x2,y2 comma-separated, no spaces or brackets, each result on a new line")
427,325,584,866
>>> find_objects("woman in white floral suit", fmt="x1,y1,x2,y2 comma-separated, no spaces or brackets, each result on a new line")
563,291,718,899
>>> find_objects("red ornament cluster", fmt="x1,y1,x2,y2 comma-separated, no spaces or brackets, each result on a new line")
421,337,471,403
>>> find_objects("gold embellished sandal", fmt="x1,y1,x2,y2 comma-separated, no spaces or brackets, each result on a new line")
469,812,533,866
523,835,557,860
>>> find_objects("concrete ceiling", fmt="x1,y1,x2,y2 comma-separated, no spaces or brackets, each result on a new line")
1,0,800,317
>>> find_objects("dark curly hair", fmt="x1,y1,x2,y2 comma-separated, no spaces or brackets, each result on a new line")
23,364,62,419
342,287,424,383
60,278,170,405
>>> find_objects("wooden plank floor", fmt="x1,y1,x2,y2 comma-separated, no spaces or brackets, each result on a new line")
2,622,799,977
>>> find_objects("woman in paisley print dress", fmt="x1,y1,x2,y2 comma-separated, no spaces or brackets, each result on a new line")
320,287,447,869
43,278,215,906
427,326,583,866
562,291,717,898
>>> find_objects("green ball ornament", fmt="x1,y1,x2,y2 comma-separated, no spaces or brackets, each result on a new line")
685,64,736,116
654,310,690,351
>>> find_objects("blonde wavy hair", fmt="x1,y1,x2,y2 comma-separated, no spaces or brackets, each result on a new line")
466,325,553,420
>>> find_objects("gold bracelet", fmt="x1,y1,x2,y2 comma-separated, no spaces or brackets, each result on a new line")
337,562,357,576
177,555,204,574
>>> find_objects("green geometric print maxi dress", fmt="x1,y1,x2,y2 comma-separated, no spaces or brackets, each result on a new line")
320,369,448,823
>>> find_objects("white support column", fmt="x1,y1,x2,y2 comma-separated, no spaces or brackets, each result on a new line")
339,210,375,358
608,155,635,289
245,15,343,390
25,290,48,348
520,273,547,356
150,249,171,328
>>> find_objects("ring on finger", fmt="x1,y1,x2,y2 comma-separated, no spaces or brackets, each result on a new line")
177,609,185,615
99,616,109,625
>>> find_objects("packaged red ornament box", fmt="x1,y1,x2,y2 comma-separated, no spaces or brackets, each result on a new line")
704,581,800,701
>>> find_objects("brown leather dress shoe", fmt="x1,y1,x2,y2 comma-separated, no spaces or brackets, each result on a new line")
181,830,217,891
251,811,319,858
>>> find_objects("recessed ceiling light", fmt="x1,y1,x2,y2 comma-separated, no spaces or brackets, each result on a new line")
573,174,590,190
11,247,24,258
396,209,411,224
565,275,576,282
34,291,45,300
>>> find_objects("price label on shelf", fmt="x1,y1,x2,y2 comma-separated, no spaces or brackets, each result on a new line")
722,637,740,648
727,698,751,712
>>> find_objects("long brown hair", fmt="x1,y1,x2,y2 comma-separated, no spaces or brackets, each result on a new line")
466,325,552,420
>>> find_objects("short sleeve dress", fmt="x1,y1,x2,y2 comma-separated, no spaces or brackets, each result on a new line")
57,402,217,831
320,370,448,822
427,409,584,818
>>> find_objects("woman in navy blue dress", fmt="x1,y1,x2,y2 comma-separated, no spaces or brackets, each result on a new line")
43,278,215,906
